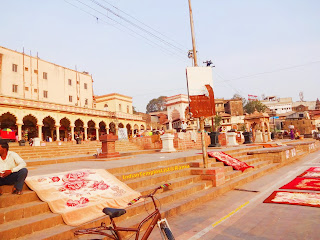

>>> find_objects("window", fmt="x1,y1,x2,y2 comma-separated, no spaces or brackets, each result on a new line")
12,84,18,93
84,83,88,89
25,67,28,71
43,90,48,98
25,87,29,91
34,70,38,74
34,89,38,93
119,104,122,111
299,114,304,118
43,72,48,79
85,98,88,105
68,79,72,86
127,105,130,113
104,104,108,111
12,64,18,72
69,96,73,102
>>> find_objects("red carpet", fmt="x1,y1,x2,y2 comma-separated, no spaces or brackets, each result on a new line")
264,191,320,208
298,171,320,178
306,167,320,172
208,151,254,172
280,177,320,191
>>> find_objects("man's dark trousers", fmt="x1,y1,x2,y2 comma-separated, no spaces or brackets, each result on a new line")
0,168,28,191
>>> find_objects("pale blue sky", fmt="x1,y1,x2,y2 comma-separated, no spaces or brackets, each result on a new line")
1,0,319,112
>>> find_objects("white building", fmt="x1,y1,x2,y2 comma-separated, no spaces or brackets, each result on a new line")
261,96,292,114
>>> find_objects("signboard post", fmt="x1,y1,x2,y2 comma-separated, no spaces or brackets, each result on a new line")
187,0,216,168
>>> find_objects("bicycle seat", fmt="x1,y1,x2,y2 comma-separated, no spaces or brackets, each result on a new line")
103,208,126,219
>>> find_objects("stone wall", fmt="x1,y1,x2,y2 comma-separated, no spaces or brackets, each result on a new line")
173,132,210,150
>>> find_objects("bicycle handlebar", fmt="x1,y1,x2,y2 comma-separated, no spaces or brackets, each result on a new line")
128,183,171,206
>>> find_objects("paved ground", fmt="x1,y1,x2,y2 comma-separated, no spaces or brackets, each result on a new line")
145,149,320,240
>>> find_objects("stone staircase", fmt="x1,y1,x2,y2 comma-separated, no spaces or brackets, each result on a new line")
7,140,145,165
0,144,298,240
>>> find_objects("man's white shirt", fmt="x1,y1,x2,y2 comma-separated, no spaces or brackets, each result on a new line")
0,151,26,172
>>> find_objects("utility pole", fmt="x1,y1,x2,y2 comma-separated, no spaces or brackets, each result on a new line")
188,0,209,168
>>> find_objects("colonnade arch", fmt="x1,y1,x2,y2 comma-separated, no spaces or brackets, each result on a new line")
0,110,145,142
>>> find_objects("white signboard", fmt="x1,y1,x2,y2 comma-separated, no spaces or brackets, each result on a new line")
118,128,128,140
186,67,213,96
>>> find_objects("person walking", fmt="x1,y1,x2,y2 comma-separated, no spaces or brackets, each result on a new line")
0,140,28,195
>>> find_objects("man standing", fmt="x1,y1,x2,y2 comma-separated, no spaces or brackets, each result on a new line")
0,140,28,195
181,121,188,132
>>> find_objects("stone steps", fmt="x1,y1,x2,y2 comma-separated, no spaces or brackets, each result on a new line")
1,144,306,240
0,212,63,240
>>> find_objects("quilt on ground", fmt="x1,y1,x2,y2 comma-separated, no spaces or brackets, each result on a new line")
25,169,140,226
263,191,320,208
207,151,254,172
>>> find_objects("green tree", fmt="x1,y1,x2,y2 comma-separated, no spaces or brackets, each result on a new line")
146,96,167,113
244,100,267,114
212,114,222,131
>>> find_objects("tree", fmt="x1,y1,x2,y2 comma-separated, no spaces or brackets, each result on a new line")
212,114,222,131
243,100,267,114
232,93,247,107
146,96,167,113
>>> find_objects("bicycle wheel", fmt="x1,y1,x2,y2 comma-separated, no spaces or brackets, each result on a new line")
162,227,174,240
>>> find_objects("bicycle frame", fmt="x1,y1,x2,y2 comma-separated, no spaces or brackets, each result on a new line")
75,195,162,240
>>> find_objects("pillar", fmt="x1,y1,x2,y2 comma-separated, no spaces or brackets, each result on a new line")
106,127,109,134
37,124,43,141
115,126,118,136
84,127,88,141
262,123,266,142
95,127,99,141
267,123,271,141
55,125,60,141
71,125,75,141
17,123,22,141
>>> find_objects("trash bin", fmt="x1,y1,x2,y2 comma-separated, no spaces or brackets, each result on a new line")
19,140,26,146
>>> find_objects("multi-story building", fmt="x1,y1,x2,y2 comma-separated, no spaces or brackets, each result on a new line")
0,46,93,108
0,46,145,141
261,96,293,114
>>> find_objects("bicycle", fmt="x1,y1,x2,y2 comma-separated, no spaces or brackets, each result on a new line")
74,183,175,240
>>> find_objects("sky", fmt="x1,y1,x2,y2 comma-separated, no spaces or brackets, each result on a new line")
1,0,319,112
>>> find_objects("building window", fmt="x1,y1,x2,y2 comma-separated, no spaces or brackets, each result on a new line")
12,84,18,93
34,89,38,93
127,105,130,113
34,70,38,74
25,87,29,91
68,79,72,86
43,90,48,98
12,64,18,72
43,72,48,79
119,104,122,111
69,96,72,102
85,98,88,105
84,83,88,89
25,67,28,71
104,104,108,111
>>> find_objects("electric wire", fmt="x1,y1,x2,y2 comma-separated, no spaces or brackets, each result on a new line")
90,0,187,55
100,0,189,50
67,0,188,62
215,60,320,83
